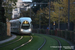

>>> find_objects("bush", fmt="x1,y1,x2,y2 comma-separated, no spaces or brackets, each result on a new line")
0,22,7,40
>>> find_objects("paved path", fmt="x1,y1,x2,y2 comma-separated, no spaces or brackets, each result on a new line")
0,34,16,44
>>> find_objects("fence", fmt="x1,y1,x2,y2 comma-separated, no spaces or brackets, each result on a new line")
32,29,75,44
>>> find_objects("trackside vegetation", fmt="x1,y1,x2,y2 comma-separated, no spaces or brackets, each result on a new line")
33,29,75,44
0,34,72,50
0,36,21,46
17,35,44,50
0,36,30,50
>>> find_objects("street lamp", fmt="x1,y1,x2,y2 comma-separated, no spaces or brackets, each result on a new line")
68,0,70,30
58,7,63,30
39,13,43,30
49,0,51,30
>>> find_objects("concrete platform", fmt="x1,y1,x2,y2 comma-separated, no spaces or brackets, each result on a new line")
0,34,16,44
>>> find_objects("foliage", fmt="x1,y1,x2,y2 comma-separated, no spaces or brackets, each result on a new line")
0,0,6,23
20,9,34,17
70,0,75,22
0,0,17,40
35,2,55,25
52,0,75,23
34,0,75,30
3,0,17,20
32,0,58,13
20,9,35,17
52,0,75,30
35,0,75,23
20,9,36,24
36,8,49,25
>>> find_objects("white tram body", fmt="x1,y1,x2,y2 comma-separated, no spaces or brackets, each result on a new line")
9,17,32,34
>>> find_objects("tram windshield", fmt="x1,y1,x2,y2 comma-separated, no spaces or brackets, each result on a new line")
21,21,30,29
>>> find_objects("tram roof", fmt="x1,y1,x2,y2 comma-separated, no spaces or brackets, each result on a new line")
9,19,19,22
9,17,32,23
19,17,32,23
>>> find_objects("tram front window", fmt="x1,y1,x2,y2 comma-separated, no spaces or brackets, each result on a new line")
21,21,30,29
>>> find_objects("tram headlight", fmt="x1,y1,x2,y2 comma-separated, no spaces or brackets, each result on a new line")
21,29,23,31
29,29,31,31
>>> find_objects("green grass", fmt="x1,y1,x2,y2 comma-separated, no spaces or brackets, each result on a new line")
51,36,72,50
38,34,59,50
0,36,30,50
17,34,44,50
17,33,59,50
0,36,20,46
0,33,72,50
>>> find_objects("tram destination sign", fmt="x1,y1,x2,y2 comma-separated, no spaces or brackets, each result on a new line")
23,24,29,26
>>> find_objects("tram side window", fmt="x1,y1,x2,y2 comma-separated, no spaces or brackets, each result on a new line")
11,23,14,27
11,23,12,26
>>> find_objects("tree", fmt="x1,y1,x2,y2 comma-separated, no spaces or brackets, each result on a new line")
20,9,36,25
32,0,58,13
35,0,75,30
0,0,17,40
20,9,34,17
35,1,56,26
3,0,17,20
52,0,75,30
0,0,6,23
0,0,7,40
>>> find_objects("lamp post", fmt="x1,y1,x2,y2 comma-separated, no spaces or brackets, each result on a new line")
58,7,63,30
49,0,50,30
58,7,60,30
32,1,51,30
68,0,70,30
39,13,43,33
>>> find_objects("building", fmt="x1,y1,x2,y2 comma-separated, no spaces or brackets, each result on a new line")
12,0,32,19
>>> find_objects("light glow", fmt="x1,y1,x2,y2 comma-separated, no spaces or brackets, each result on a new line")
29,29,31,31
23,21,29,24
21,29,23,31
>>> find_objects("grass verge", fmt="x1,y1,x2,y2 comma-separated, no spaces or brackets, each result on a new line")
0,36,30,50
17,34,44,50
51,36,72,50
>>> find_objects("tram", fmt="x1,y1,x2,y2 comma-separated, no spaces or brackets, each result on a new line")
9,17,32,34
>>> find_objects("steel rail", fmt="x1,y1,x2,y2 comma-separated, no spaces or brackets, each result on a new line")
41,34,62,50
37,35,46,50
37,34,61,50
53,36,75,50
49,36,62,50
13,36,33,50
0,36,23,47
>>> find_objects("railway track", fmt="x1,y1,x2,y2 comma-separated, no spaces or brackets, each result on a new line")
0,35,32,50
37,34,62,50
13,36,33,50
0,33,72,50
0,36,23,47
38,35,46,50
49,36,62,50
43,34,74,50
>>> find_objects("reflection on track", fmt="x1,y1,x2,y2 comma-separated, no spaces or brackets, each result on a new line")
13,36,33,50
0,36,23,47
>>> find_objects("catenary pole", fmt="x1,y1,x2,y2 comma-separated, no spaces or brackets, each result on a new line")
68,0,70,30
49,0,50,30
